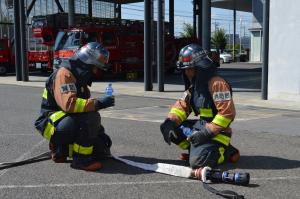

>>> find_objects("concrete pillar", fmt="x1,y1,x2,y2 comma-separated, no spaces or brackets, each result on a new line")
169,0,174,37
193,0,196,38
196,0,202,41
13,0,21,81
233,9,236,61
157,0,165,92
262,0,270,100
144,0,153,91
202,0,211,51
68,0,75,27
88,0,92,18
19,0,28,81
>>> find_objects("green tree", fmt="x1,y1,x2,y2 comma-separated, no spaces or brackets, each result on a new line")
179,23,193,38
211,28,227,52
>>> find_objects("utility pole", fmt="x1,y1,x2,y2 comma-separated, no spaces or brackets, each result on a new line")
228,23,231,48
239,17,242,54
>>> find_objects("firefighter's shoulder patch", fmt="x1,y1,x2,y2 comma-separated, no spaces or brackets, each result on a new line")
213,91,231,102
60,83,77,94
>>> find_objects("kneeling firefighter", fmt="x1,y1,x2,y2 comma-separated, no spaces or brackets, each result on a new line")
160,44,240,169
35,42,114,171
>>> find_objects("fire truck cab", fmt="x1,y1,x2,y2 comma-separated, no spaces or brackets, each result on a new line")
53,24,149,77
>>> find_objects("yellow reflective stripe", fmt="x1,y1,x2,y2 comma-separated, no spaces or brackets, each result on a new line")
43,122,54,140
212,134,231,146
178,140,190,150
50,111,66,123
170,108,187,122
199,108,213,117
212,114,232,128
74,98,87,113
73,143,93,155
217,147,225,164
42,88,48,99
68,144,74,158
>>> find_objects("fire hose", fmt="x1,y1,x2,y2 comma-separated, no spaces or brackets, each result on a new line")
0,152,249,199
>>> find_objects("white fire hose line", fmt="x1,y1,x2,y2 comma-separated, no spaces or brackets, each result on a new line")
0,155,299,190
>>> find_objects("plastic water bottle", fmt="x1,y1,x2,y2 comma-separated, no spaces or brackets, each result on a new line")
180,125,193,137
105,83,114,96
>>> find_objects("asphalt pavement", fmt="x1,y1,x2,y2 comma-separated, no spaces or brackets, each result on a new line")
0,84,299,199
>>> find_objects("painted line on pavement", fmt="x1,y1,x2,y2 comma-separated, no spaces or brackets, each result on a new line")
0,176,300,189
0,139,46,178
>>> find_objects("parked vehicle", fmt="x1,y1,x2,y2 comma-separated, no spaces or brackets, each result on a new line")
0,38,14,75
219,52,233,64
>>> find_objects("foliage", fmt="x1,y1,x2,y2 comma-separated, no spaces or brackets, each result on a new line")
211,28,227,52
179,23,193,38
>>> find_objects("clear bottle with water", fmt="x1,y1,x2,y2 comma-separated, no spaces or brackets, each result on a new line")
105,83,114,96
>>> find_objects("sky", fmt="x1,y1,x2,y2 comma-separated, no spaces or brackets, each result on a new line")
122,0,253,37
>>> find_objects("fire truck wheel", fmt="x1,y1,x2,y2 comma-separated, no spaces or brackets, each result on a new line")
0,66,7,75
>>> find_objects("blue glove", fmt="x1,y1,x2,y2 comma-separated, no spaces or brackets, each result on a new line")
94,96,115,110
179,126,193,137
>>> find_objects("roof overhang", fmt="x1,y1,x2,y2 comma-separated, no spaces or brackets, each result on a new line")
211,0,252,12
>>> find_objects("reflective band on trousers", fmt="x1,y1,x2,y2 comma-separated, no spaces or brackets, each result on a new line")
69,144,74,158
217,147,225,164
73,143,93,155
42,88,48,99
43,111,66,140
212,114,232,128
170,108,187,122
178,140,190,150
199,108,213,118
74,98,87,113
212,134,231,146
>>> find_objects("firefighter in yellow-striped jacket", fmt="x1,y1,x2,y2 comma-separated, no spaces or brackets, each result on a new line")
160,44,240,168
35,42,114,171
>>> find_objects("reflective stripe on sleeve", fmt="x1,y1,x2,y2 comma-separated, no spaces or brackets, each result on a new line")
169,108,187,122
42,88,48,99
73,143,93,155
74,98,87,113
212,114,232,128
50,111,66,123
178,140,190,150
199,108,213,118
212,134,231,146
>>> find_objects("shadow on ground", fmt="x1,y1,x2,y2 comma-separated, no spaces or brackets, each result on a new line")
220,155,300,170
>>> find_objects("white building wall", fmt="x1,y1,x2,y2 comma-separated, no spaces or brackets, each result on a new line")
268,0,300,101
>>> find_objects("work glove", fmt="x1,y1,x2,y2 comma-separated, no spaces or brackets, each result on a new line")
188,125,213,146
160,118,178,145
94,96,115,110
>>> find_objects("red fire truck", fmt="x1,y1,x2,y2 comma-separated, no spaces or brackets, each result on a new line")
31,13,219,77
0,38,14,75
28,38,53,72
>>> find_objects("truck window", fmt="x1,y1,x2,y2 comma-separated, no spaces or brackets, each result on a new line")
102,32,116,46
0,41,7,50
54,31,67,51
82,32,97,44
62,32,81,50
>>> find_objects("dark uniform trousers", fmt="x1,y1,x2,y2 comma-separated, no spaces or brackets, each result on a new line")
51,112,112,162
178,120,237,169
